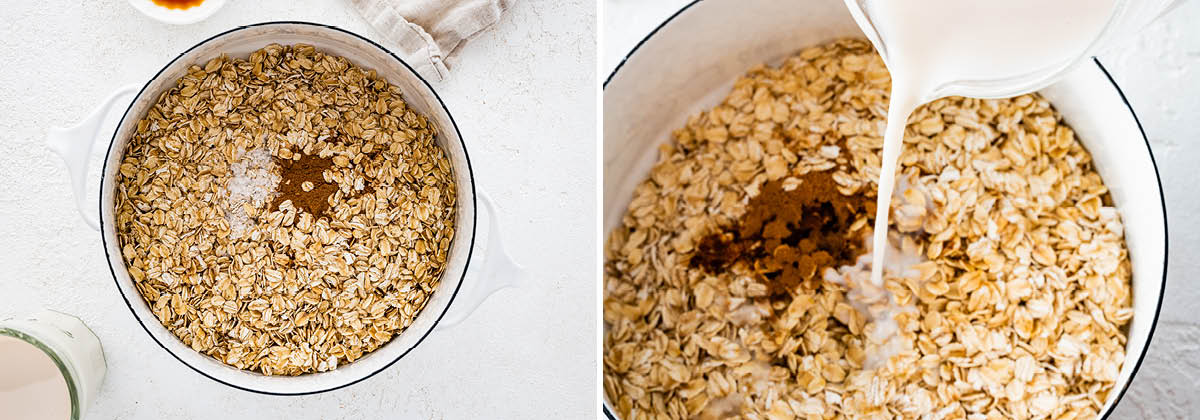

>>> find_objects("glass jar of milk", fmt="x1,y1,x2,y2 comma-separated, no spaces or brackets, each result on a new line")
0,310,106,420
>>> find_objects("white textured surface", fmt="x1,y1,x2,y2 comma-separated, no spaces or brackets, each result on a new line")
0,0,595,419
604,0,1200,418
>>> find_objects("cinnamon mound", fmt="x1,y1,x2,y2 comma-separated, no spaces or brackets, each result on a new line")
271,154,338,217
693,171,874,299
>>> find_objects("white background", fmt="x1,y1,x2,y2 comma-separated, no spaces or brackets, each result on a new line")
603,0,1200,418
0,0,595,419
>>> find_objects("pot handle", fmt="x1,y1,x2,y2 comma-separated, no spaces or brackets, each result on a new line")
46,85,140,231
436,191,529,330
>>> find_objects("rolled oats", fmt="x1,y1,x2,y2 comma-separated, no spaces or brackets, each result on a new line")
604,39,1132,419
114,44,457,375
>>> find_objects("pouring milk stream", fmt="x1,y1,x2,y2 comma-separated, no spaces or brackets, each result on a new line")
843,0,1148,286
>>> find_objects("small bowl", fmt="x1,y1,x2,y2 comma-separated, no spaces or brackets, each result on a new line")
127,0,228,25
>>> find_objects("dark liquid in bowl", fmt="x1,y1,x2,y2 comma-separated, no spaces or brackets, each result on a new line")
152,0,203,9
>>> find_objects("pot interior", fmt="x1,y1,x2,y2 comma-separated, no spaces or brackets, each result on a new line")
603,0,1164,416
100,22,476,394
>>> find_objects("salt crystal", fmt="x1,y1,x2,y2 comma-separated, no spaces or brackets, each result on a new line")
224,147,279,237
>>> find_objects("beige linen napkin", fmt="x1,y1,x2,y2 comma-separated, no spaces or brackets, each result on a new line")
349,0,512,82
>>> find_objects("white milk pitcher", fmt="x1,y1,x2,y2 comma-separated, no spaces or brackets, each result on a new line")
844,0,1186,101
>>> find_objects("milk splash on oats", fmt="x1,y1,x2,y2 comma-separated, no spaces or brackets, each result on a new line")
825,176,930,367
848,0,1118,286
824,238,918,368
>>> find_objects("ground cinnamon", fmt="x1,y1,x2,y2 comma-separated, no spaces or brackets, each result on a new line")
271,153,337,217
693,170,875,299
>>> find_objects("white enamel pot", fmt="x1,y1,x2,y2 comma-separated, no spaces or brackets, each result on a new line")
46,22,527,395
603,1,1167,418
